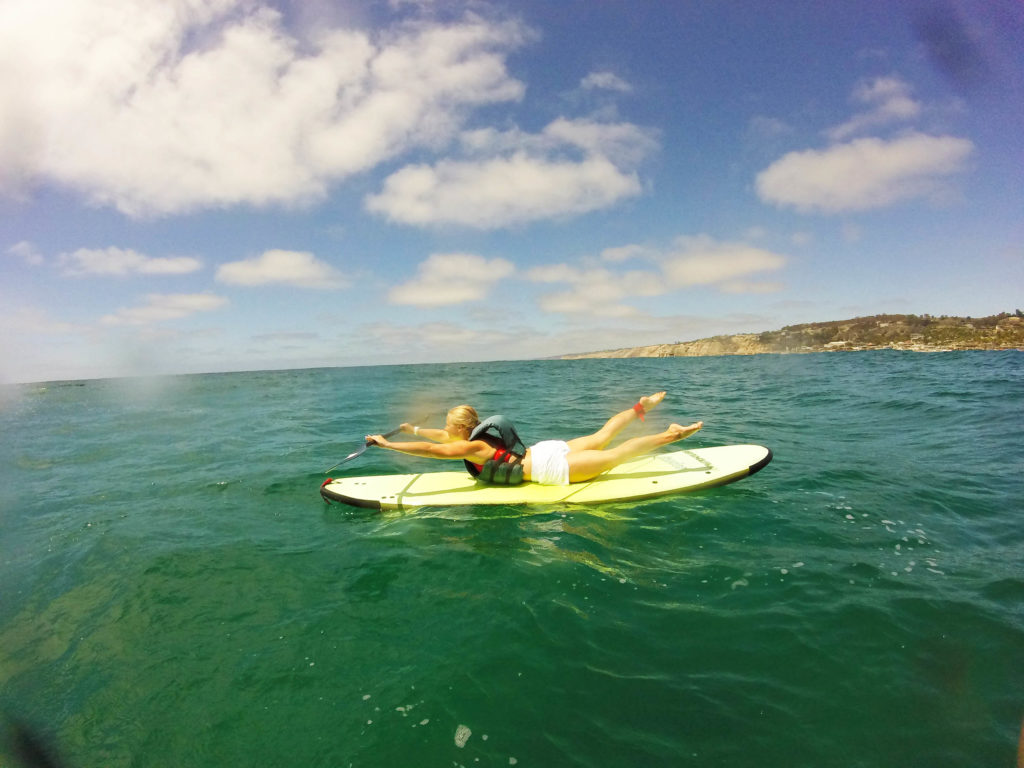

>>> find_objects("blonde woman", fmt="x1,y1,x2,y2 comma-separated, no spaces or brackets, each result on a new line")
365,392,703,486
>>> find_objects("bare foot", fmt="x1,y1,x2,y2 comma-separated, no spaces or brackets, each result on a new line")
639,391,667,414
668,421,703,441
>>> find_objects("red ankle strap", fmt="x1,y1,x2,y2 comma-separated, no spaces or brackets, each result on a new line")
633,401,645,421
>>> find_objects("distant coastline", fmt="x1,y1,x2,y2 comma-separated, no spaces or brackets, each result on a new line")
560,312,1024,359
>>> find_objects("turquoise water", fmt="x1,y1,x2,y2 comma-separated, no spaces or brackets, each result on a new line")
1,353,1022,767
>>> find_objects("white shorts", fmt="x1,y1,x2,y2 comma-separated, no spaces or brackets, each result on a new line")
529,440,570,486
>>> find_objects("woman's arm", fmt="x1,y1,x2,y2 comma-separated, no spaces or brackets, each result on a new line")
367,435,492,462
398,423,453,442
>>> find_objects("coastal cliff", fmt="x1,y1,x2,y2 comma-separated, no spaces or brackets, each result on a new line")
560,312,1024,359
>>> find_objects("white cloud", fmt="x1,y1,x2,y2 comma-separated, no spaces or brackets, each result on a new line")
7,241,44,265
600,244,652,263
529,264,659,318
367,154,642,228
542,118,654,166
362,320,487,351
59,247,202,276
4,305,80,335
528,235,787,316
100,293,228,326
580,71,632,93
755,132,974,213
459,119,654,165
828,76,922,141
749,116,793,139
661,235,787,287
719,281,784,294
215,250,346,289
0,1,528,216
366,118,655,228
388,253,514,306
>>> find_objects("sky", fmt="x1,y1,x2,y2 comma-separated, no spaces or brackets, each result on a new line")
1,0,1022,383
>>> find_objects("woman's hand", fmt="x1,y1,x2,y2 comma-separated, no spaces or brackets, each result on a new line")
399,422,414,433
365,434,388,447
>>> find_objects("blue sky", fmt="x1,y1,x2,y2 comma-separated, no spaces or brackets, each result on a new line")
2,0,1022,383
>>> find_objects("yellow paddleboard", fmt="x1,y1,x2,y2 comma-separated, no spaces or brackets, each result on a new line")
320,445,771,510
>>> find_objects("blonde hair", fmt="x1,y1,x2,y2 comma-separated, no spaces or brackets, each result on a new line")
447,405,480,432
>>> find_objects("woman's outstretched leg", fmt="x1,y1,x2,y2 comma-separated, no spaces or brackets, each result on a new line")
567,421,703,482
565,392,666,452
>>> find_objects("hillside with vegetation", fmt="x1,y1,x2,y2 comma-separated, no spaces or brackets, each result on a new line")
560,312,1024,359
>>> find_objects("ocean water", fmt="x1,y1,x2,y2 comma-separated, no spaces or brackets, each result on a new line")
1,352,1022,768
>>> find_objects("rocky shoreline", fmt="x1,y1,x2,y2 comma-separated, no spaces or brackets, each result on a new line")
560,312,1024,359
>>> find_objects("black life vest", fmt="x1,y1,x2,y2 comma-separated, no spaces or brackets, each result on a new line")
464,415,526,485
